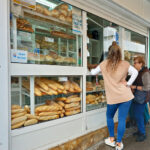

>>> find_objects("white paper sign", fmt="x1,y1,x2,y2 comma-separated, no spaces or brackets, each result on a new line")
45,37,54,43
11,49,27,63
13,0,36,9
72,7,82,35
58,77,68,82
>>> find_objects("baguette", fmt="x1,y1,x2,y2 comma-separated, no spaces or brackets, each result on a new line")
57,101,65,107
24,105,30,113
11,108,25,114
65,106,80,112
11,105,21,110
24,119,38,126
38,115,59,121
35,78,49,91
11,112,26,119
41,78,58,90
12,116,27,125
65,109,80,116
38,111,61,116
64,102,79,109
35,105,60,112
65,97,81,103
56,97,67,101
25,114,39,120
11,121,25,129
60,113,64,118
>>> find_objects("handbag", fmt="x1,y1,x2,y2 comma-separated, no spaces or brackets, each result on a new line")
133,90,147,104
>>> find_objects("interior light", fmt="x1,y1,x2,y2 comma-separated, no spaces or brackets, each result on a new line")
36,0,57,9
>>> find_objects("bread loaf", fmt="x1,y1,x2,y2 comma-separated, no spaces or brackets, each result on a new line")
25,114,39,120
11,105,21,110
35,105,60,112
11,112,26,119
60,113,64,118
24,119,38,126
35,78,49,91
64,102,80,109
57,101,65,107
65,105,80,112
38,111,61,116
65,109,80,116
38,115,59,121
24,105,30,113
41,78,57,90
12,108,25,114
11,121,25,129
65,97,81,103
36,5,44,13
12,116,27,125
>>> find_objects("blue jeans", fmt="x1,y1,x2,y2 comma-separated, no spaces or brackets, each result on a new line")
106,100,132,142
133,102,146,135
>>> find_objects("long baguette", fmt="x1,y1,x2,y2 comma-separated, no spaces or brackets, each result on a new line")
64,102,79,109
11,116,27,125
25,114,39,120
35,78,49,91
11,121,25,129
38,115,59,121
38,111,61,116
11,112,26,119
65,109,81,116
24,119,38,126
65,97,81,103
11,108,25,114
11,105,21,110
65,106,81,112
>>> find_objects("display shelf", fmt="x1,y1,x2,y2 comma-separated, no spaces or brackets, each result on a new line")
23,8,72,28
86,89,105,93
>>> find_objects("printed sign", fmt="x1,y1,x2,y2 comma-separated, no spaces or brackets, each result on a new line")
45,37,54,43
72,7,82,35
11,49,27,63
13,0,36,9
58,77,68,82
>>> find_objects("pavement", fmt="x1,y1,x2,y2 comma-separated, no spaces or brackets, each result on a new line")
88,124,150,150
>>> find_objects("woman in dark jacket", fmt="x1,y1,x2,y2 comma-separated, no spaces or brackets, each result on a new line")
131,56,150,142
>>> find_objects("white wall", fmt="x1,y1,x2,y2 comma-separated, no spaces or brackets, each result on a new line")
112,0,150,22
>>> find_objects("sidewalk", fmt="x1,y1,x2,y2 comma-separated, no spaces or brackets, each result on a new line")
88,124,150,150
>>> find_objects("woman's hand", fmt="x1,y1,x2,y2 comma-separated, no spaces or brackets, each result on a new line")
121,81,127,86
137,86,143,91
131,85,136,89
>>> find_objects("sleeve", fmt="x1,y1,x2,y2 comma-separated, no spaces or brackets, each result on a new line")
90,65,101,75
127,65,138,86
142,72,150,91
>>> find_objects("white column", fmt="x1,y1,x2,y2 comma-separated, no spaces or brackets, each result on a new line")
0,0,11,150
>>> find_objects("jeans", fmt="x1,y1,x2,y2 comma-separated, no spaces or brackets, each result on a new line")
133,102,146,135
106,100,132,142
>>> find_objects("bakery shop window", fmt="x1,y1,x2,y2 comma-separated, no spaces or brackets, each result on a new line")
86,75,106,111
123,30,146,65
11,76,82,129
10,0,83,66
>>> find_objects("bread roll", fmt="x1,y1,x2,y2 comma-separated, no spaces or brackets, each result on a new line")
38,111,61,116
57,101,65,107
11,121,25,129
11,112,26,119
65,106,80,112
12,108,25,114
65,97,81,103
51,9,59,18
25,114,39,120
64,102,80,109
11,105,21,110
24,119,38,126
38,115,59,121
24,105,30,113
35,78,49,91
12,116,27,125
65,109,80,116
56,97,67,101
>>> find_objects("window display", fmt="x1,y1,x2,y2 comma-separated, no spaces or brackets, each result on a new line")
11,76,82,129
10,0,83,66
86,75,106,111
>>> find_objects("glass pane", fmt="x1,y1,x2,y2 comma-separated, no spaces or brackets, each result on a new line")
86,75,106,111
123,30,146,65
10,0,83,66
11,76,82,129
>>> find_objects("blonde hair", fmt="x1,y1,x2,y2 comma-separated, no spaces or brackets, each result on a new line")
107,41,122,72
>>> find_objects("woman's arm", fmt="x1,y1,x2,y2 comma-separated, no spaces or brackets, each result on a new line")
91,65,101,75
127,65,138,86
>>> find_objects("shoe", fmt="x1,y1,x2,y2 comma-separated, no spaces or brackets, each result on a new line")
133,131,141,136
136,134,146,142
115,142,124,150
104,137,116,147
